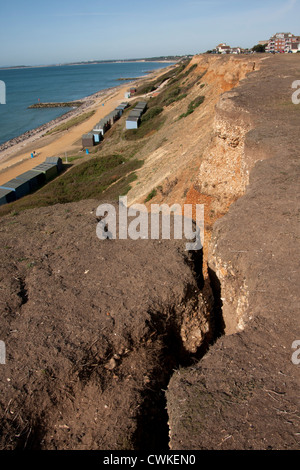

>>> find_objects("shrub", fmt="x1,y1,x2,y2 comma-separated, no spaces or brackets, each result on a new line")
141,106,163,122
137,83,157,95
162,86,188,106
187,95,205,112
124,115,166,141
144,188,157,202
178,96,205,119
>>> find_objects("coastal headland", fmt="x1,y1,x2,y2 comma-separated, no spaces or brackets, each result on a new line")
0,54,299,450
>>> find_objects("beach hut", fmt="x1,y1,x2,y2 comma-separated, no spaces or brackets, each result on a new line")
119,102,129,110
17,170,46,187
135,102,147,114
128,109,143,118
31,163,58,181
16,170,42,191
116,102,129,115
0,178,31,200
107,110,121,126
113,109,121,119
126,116,140,130
115,105,125,116
23,168,46,186
45,156,63,172
0,188,16,206
125,92,131,99
130,87,137,95
135,101,147,108
82,133,94,147
92,129,103,144
105,113,113,127
93,123,101,133
97,118,111,136
106,113,112,127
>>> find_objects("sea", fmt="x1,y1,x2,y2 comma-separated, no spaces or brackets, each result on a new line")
0,62,174,146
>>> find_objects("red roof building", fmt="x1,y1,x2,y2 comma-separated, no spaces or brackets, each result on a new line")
265,33,300,53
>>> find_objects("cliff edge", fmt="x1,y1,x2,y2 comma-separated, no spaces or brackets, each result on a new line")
0,55,299,451
166,55,300,450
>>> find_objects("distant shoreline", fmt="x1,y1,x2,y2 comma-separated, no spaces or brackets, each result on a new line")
0,59,179,71
0,64,174,152
0,63,176,165
0,63,176,151
0,85,119,155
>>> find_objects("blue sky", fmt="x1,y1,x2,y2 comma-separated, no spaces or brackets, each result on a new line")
1,0,300,66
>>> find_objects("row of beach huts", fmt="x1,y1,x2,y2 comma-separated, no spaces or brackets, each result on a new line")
0,97,149,207
81,99,148,147
82,101,129,148
125,101,147,129
0,157,63,207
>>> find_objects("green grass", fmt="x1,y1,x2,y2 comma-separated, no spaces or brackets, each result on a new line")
102,172,139,200
136,60,191,96
140,106,163,121
0,155,144,216
136,83,157,95
45,110,96,135
179,63,197,78
144,188,157,202
135,66,182,95
64,155,85,163
165,91,188,106
146,66,206,111
158,86,187,106
124,107,166,141
178,96,205,119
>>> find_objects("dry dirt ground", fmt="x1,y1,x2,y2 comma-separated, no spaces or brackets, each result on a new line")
0,201,211,450
167,55,300,450
0,55,299,451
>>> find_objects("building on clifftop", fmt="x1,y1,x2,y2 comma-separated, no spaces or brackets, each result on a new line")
265,32,300,53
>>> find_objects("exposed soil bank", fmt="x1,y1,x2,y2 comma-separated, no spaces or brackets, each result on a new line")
0,54,299,451
0,202,213,450
167,55,300,450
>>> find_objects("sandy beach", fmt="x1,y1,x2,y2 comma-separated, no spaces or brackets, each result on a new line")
0,66,174,186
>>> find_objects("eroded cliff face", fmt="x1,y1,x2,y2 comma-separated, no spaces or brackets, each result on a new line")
197,92,255,334
1,55,297,452
184,59,265,335
167,55,300,450
127,55,260,210
188,53,257,92
127,54,265,338
195,91,253,213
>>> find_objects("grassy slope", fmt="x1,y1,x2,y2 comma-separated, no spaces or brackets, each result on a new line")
0,59,207,217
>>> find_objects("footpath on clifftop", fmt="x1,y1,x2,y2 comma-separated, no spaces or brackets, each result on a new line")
167,54,300,450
